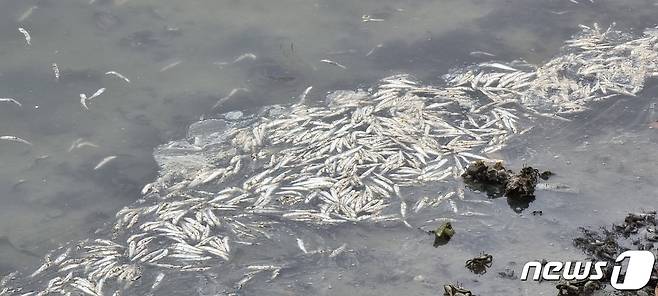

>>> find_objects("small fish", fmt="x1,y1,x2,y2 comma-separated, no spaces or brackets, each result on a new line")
0,135,32,146
160,60,182,72
298,86,313,104
105,71,131,83
80,93,89,110
0,98,22,107
296,238,308,254
469,51,496,58
233,53,257,63
17,5,38,22
51,63,60,81
94,156,117,170
479,62,518,72
320,59,347,69
151,272,165,291
68,138,99,151
18,27,31,46
88,88,106,100
212,88,249,109
362,15,384,22
366,44,383,57
549,10,569,15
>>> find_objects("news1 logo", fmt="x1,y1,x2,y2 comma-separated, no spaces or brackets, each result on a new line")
521,251,656,290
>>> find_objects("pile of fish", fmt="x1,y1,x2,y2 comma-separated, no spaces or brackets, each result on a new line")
444,23,658,115
3,23,658,295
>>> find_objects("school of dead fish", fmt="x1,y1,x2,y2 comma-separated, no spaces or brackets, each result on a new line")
2,23,658,295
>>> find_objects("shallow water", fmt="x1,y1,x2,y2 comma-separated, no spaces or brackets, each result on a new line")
1,0,658,295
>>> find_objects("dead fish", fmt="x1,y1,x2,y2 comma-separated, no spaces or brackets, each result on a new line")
549,10,569,15
0,98,22,107
320,59,347,69
68,138,99,152
298,86,313,104
296,238,308,254
0,135,32,146
18,27,31,46
233,53,257,63
366,44,383,57
160,60,182,72
362,15,385,22
52,63,60,81
105,71,131,83
469,51,496,58
94,156,117,170
212,88,249,110
17,5,38,22
79,88,105,110
88,88,106,100
80,93,89,110
479,62,518,72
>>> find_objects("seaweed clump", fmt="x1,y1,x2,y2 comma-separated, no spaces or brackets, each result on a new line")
461,161,551,212
430,222,455,247
568,211,658,296
443,283,473,296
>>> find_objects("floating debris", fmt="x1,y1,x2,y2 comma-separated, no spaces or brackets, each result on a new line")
465,252,493,275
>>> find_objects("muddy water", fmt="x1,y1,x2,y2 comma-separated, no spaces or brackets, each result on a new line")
1,0,658,294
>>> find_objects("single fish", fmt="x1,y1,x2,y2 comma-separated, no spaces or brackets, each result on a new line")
479,62,518,72
88,88,106,100
17,5,38,22
0,135,32,146
233,53,257,63
320,59,347,69
79,93,89,110
94,156,117,170
0,98,22,107
159,60,182,72
298,86,313,104
18,27,31,46
105,71,131,83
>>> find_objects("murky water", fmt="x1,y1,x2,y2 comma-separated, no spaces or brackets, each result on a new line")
1,0,658,295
